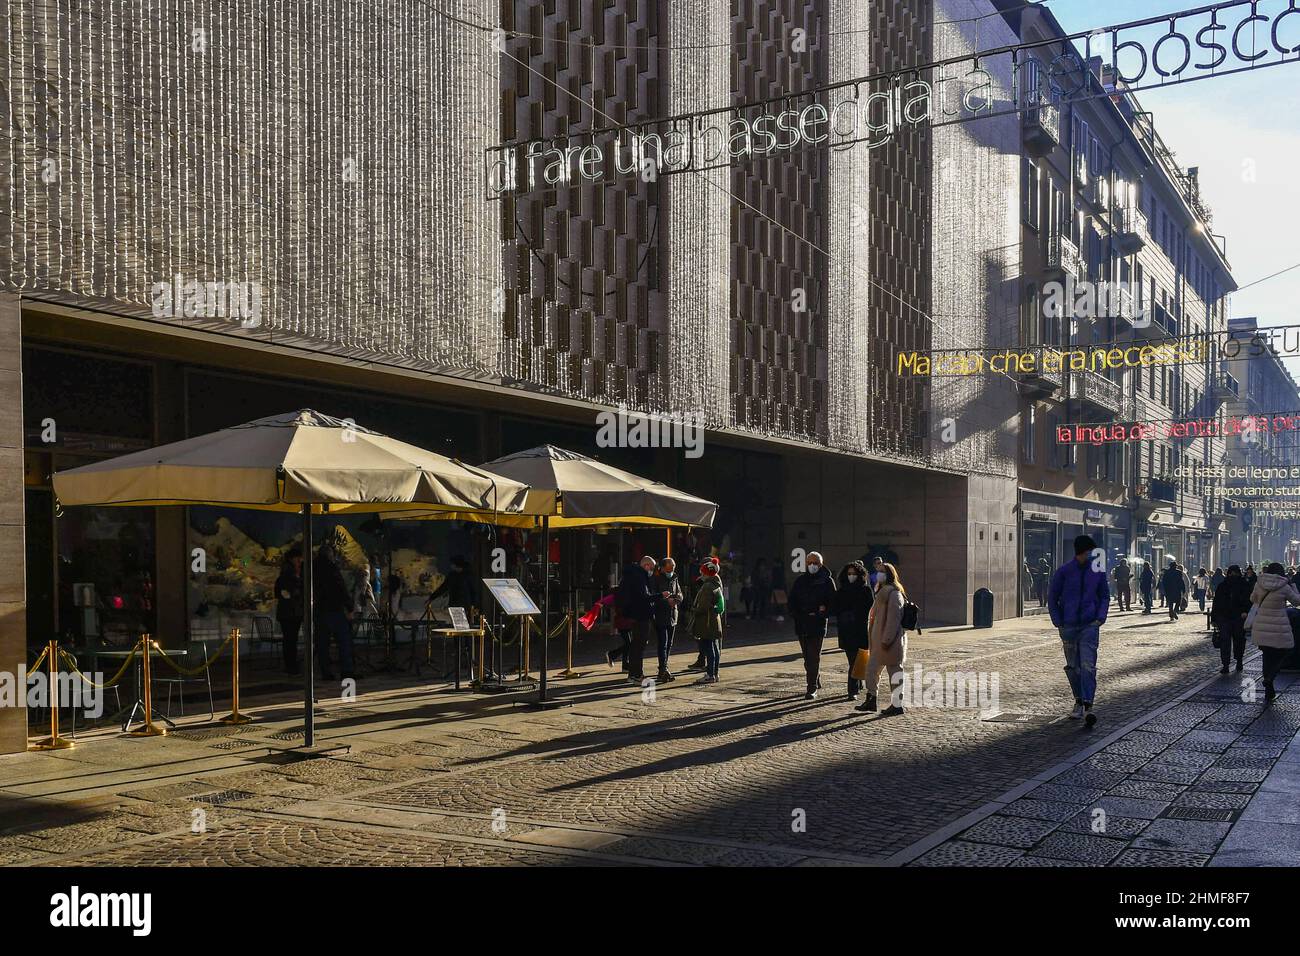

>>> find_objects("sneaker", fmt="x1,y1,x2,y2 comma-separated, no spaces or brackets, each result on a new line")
699,675,717,685
804,690,817,700
1084,708,1097,728
856,695,877,713
1068,703,1085,719
605,650,617,669
685,661,705,672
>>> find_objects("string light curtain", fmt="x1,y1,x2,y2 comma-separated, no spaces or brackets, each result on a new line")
0,0,501,373
928,0,1020,479
664,0,731,422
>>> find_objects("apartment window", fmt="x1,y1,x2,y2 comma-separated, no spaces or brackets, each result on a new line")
1023,406,1037,463
1021,158,1041,230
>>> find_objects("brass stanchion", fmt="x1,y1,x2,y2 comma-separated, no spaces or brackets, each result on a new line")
128,634,166,737
219,627,252,725
475,616,486,687
521,617,531,678
31,639,73,751
558,612,583,679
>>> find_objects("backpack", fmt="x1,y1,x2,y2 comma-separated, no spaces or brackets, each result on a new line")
900,599,922,634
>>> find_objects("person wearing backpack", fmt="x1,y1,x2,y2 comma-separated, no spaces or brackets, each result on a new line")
1047,534,1110,727
857,562,909,716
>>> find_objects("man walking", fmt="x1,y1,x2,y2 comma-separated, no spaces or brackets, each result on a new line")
1210,564,1251,674
1160,558,1186,621
789,551,836,699
1047,534,1109,728
1112,556,1133,612
1139,561,1155,614
1036,555,1051,607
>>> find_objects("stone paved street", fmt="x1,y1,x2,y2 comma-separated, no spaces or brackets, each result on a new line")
2,609,1294,867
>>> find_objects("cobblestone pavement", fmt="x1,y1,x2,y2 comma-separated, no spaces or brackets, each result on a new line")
0,609,1277,867
911,664,1300,867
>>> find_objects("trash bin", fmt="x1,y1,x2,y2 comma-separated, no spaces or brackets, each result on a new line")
973,588,994,628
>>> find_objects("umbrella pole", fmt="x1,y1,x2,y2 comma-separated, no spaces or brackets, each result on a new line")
302,505,315,748
526,514,569,709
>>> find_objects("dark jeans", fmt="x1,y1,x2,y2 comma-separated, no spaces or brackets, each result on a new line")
1168,594,1182,620
1261,646,1289,692
702,638,720,678
280,618,301,673
314,610,354,679
843,647,862,697
1218,620,1246,667
1115,582,1131,610
611,629,630,666
656,623,676,674
627,619,652,680
1141,587,1153,613
798,629,825,691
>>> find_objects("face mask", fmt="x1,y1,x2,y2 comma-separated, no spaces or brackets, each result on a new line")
847,574,858,582
807,563,820,574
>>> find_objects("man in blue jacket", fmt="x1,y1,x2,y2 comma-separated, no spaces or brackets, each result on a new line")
1048,534,1110,728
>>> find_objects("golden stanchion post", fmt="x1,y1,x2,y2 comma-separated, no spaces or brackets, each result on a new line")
128,633,166,737
31,639,73,751
219,627,252,725
521,617,531,679
558,612,583,679
475,616,486,687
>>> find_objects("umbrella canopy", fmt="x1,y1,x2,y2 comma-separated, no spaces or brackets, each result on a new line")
389,445,717,529
52,409,530,514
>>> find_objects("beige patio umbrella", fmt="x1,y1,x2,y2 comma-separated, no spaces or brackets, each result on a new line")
52,410,530,743
390,445,718,703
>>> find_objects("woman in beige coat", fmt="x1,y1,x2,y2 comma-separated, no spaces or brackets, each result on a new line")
1248,562,1299,703
857,562,908,716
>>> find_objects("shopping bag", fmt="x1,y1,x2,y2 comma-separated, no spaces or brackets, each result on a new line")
850,647,870,680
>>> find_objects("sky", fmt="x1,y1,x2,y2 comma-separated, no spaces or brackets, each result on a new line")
1047,0,1300,374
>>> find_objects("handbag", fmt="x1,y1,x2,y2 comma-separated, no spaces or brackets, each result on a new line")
1211,626,1222,649
1244,604,1259,631
850,647,870,680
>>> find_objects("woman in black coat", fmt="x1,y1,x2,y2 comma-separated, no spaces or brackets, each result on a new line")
835,561,873,701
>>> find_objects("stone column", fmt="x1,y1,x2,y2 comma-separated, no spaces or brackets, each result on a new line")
0,294,26,754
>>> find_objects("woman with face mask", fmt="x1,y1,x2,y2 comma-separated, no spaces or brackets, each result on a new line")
788,550,837,699
652,558,684,682
834,561,873,702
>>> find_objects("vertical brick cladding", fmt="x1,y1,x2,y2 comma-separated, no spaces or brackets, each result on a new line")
499,0,667,408
729,0,828,442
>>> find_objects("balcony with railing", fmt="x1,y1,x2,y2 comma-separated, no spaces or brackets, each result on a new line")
1113,205,1147,254
1212,370,1240,404
1045,233,1084,281
1018,362,1064,401
1023,99,1060,157
1066,368,1124,417
1146,477,1179,503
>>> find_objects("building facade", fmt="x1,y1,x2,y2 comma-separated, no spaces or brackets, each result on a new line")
1223,317,1300,568
997,1,1238,609
0,0,1026,754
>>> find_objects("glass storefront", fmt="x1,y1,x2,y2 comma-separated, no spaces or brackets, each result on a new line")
1023,521,1056,607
